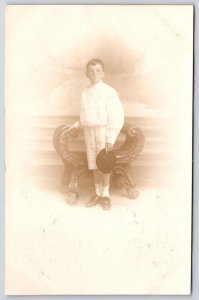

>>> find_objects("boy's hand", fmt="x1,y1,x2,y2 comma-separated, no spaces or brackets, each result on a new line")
62,124,75,132
106,143,113,153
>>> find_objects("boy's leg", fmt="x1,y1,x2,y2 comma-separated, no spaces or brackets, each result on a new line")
102,173,110,196
95,126,112,209
93,169,102,184
101,173,111,210
85,169,102,207
93,169,102,196
84,127,102,207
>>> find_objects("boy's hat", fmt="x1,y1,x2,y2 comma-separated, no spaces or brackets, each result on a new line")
96,149,116,174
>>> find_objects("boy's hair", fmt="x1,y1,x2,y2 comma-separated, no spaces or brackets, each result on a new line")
86,58,104,72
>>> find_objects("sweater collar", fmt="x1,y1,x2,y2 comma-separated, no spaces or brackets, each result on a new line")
90,80,103,88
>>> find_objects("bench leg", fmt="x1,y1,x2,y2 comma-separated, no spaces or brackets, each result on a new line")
113,165,139,199
65,166,86,205
60,162,73,193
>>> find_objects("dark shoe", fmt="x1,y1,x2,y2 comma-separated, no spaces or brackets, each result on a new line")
100,197,111,210
85,195,101,207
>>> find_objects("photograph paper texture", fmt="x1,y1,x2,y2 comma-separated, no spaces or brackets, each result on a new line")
5,5,193,295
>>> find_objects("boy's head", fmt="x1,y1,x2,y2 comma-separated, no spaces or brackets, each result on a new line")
86,58,105,85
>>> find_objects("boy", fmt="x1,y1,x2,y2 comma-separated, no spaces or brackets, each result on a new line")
66,58,124,210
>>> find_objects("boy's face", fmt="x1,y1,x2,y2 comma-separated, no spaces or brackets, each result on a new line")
86,63,104,84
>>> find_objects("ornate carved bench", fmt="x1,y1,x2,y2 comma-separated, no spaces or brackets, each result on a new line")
53,121,145,205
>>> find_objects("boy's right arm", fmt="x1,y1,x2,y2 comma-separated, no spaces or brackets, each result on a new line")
62,121,80,131
63,93,83,131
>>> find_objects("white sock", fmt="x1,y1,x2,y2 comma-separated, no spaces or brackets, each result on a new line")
95,183,102,197
102,185,110,198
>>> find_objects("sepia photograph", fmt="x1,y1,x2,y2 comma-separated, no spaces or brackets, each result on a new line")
5,4,193,295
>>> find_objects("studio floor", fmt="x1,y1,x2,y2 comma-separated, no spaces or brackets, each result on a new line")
5,168,191,295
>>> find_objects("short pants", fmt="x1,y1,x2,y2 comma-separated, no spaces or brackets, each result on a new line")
83,125,107,170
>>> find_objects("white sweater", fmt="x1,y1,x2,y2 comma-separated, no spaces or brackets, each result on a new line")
79,81,124,144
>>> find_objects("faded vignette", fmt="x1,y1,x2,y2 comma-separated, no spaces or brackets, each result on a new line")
5,5,193,295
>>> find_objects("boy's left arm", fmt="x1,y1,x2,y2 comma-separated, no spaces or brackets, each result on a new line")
106,91,124,150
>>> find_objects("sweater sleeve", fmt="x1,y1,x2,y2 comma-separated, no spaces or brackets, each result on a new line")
106,90,124,144
73,92,84,128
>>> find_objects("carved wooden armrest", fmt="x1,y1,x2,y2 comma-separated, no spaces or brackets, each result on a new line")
112,122,145,198
53,125,87,167
115,122,145,164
